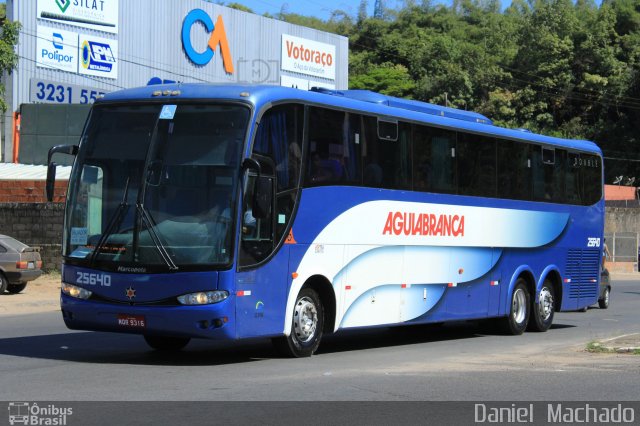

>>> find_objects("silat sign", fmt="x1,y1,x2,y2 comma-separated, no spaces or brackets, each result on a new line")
181,9,234,74
37,0,119,34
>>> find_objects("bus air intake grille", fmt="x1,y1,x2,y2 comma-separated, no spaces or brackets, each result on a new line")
566,249,600,299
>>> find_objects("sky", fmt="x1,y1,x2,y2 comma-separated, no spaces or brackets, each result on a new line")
229,1,605,20
231,0,420,20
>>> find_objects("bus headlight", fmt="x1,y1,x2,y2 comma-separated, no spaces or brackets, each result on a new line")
62,283,92,300
177,291,229,305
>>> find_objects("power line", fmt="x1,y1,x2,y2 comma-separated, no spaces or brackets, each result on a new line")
18,29,215,85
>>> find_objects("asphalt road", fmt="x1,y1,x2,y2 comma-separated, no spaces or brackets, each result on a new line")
1,278,639,402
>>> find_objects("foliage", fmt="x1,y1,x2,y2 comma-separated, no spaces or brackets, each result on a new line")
273,0,640,183
0,19,20,113
224,3,254,13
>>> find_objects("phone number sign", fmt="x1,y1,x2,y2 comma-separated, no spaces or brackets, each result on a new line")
30,78,109,104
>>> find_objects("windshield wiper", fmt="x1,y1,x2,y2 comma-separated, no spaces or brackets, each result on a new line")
90,177,131,265
136,203,178,271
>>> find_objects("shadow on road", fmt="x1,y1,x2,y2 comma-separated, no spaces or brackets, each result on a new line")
0,331,274,366
0,319,576,365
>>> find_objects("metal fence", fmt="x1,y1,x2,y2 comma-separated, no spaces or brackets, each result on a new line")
604,232,638,263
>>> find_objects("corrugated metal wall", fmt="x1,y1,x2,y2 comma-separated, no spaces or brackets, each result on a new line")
4,0,349,161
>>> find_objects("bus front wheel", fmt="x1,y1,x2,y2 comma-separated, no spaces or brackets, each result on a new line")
273,288,324,357
502,279,530,335
528,280,555,332
144,335,190,351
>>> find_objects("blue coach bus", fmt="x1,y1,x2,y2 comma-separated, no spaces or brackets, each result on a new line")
47,84,604,357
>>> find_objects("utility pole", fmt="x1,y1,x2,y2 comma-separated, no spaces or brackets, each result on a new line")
374,0,384,19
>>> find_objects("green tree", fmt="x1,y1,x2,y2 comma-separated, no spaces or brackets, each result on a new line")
0,19,20,112
349,63,416,97
224,3,254,13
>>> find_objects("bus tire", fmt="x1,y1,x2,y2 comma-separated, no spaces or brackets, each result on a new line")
144,335,190,351
502,279,530,335
528,280,554,332
273,288,324,357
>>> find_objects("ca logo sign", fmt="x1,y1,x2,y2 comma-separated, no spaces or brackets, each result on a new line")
181,9,234,74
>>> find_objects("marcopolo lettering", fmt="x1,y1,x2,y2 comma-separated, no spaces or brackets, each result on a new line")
181,9,234,73
285,40,333,67
382,211,465,237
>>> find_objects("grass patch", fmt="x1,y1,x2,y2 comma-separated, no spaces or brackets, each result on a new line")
586,341,640,355
586,341,613,353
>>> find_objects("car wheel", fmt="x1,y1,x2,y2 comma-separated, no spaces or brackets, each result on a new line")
0,273,7,294
501,279,530,335
273,288,324,357
528,280,555,332
6,283,27,294
598,287,610,309
144,335,190,351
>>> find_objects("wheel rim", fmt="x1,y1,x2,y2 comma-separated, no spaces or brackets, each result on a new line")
512,288,527,324
538,287,554,321
604,289,610,305
293,296,318,343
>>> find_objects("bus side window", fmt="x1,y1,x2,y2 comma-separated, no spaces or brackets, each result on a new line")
361,116,410,190
240,104,302,268
565,152,581,204
532,146,555,201
580,154,603,205
457,133,496,197
306,107,352,186
497,140,531,201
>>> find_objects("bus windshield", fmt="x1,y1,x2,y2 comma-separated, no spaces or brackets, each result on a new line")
63,103,250,271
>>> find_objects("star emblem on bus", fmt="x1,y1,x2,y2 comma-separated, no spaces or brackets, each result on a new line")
125,286,136,300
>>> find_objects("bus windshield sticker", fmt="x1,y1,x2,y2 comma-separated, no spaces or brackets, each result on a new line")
70,227,88,245
159,104,177,120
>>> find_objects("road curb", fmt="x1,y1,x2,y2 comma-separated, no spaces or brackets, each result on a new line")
591,333,640,353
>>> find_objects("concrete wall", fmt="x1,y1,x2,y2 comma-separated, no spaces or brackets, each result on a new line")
605,205,640,234
605,205,640,272
0,203,64,271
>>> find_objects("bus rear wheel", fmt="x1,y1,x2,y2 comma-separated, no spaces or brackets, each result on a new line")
502,279,530,335
273,288,324,357
144,335,190,351
527,280,555,332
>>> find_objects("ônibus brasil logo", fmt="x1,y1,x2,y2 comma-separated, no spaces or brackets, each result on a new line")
55,0,71,13
8,402,73,425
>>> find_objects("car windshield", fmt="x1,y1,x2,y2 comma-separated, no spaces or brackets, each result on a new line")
63,103,250,271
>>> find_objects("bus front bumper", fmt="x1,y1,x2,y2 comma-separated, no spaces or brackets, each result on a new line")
60,293,236,340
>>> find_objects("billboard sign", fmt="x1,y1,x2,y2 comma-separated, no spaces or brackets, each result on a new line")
36,26,78,73
78,34,118,79
37,0,119,34
281,34,336,81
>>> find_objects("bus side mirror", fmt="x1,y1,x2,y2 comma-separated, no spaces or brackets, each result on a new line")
252,176,272,219
46,144,78,202
46,162,57,202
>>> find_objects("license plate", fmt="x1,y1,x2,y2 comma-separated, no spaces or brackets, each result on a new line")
28,262,34,269
117,314,146,328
